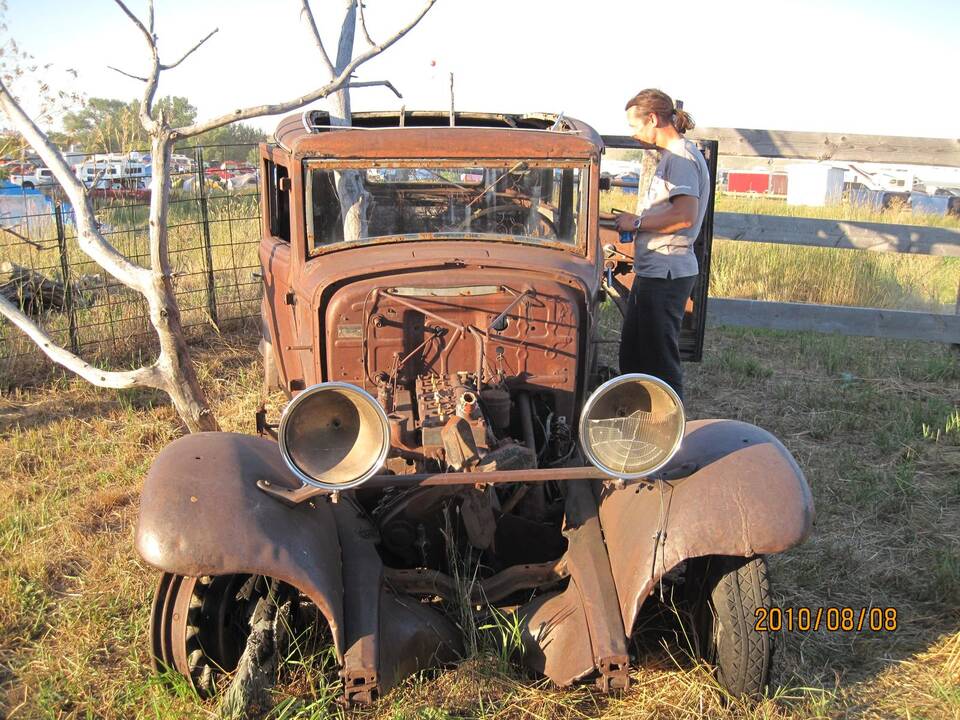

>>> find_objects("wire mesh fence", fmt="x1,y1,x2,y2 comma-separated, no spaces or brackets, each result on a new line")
0,143,262,384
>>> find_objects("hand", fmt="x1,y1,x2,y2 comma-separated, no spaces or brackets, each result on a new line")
614,212,639,232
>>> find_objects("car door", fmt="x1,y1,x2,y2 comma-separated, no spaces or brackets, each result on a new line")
259,157,304,393
599,135,717,362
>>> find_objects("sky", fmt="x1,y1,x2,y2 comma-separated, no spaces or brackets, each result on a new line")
4,0,959,140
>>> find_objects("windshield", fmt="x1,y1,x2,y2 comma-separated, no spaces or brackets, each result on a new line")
305,160,586,254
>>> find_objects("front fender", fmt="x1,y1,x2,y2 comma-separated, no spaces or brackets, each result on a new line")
598,419,814,633
135,432,345,653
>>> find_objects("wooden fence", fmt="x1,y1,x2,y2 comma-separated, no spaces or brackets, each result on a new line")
609,128,960,344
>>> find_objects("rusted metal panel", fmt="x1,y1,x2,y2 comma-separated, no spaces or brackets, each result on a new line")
334,501,383,703
324,271,582,418
558,481,629,690
597,419,814,634
259,239,302,392
519,586,596,685
135,432,346,654
290,128,598,161
377,590,462,693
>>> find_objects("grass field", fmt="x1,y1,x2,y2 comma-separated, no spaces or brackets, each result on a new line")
1,324,957,719
602,188,960,313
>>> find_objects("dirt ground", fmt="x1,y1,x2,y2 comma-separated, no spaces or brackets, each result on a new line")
0,325,957,719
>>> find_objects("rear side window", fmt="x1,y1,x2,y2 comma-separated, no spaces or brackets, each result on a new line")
265,159,290,242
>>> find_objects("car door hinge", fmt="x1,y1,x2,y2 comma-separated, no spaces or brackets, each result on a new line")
284,291,296,306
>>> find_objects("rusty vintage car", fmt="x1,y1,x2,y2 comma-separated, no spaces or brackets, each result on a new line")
136,111,814,704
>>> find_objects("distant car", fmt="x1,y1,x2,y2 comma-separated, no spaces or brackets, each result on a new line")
10,167,55,189
137,110,814,706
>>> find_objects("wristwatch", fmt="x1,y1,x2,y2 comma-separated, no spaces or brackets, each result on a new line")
632,211,644,230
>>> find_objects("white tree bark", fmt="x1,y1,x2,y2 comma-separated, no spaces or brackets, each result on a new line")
0,293,164,389
0,0,437,433
329,1,369,242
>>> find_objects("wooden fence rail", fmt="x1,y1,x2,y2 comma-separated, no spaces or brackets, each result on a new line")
708,299,960,344
714,213,960,257
687,128,960,166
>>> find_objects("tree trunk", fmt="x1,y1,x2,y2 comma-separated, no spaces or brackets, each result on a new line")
148,135,219,432
330,0,369,242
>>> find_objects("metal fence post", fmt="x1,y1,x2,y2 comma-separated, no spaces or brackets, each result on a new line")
195,146,219,326
54,201,80,354
954,276,959,351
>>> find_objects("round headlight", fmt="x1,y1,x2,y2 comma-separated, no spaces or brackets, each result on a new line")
278,382,390,491
579,373,685,479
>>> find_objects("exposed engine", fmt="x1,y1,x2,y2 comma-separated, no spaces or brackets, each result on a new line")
366,367,577,569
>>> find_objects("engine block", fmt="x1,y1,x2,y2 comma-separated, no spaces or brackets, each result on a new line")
415,373,487,451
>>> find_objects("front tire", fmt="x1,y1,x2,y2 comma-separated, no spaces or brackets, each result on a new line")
687,555,772,699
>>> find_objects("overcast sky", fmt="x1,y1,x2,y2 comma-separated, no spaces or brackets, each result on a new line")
5,0,958,140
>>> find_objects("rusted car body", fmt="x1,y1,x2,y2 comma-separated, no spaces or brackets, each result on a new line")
137,111,814,704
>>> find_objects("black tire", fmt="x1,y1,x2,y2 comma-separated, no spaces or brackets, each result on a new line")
687,555,772,699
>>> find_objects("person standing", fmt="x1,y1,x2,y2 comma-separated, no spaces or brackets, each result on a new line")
613,89,710,402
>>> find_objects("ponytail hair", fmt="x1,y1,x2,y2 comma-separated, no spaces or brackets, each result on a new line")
625,88,696,135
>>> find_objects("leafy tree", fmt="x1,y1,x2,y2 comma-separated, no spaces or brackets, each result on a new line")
190,121,266,162
63,95,197,152
62,95,265,160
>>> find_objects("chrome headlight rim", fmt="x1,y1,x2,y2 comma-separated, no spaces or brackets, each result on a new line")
579,372,685,480
277,381,391,491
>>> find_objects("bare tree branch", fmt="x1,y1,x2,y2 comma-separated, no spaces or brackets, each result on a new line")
160,28,219,71
111,0,161,132
107,64,148,82
111,0,154,46
345,79,402,97
357,0,376,46
83,164,110,202
299,0,335,76
347,0,437,72
0,293,165,390
174,0,436,139
0,79,150,292
147,0,155,35
0,225,42,250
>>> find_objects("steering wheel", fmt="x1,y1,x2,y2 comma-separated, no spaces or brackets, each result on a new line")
456,202,559,239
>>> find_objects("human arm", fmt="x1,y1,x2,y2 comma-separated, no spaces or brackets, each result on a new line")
613,194,699,233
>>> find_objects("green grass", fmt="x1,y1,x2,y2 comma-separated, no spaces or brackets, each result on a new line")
0,327,956,718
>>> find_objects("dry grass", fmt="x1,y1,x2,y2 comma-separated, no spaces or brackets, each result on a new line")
0,324,957,719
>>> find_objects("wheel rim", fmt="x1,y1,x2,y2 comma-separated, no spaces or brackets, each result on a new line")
149,573,269,697
149,573,176,672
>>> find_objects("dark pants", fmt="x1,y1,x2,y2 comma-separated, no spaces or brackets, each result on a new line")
618,274,697,402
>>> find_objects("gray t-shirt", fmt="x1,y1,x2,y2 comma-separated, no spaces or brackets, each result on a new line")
634,137,710,279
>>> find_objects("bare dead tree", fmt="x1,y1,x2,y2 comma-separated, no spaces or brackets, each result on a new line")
0,0,437,432
301,0,433,242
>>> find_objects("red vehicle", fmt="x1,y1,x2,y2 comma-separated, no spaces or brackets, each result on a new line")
136,111,813,705
205,160,256,181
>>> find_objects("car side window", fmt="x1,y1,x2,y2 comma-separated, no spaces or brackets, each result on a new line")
265,159,291,242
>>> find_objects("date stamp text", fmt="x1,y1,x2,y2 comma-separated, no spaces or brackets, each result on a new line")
754,607,898,632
